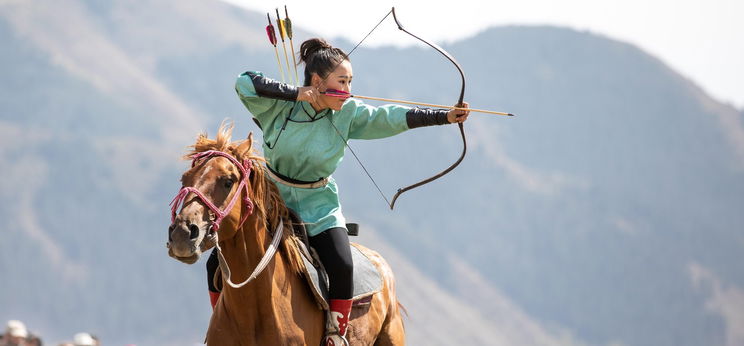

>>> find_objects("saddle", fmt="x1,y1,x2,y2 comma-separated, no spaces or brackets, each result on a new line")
286,210,381,310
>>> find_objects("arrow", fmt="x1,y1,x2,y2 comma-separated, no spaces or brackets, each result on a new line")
265,13,285,83
276,8,293,85
284,5,300,86
321,89,514,116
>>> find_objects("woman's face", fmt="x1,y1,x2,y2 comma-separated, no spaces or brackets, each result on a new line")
313,60,353,111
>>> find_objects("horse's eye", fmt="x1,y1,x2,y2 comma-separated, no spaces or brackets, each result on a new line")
223,179,234,189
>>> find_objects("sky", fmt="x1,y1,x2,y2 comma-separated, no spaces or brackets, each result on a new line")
224,0,743,109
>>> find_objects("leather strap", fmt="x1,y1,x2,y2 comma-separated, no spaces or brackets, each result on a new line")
265,166,329,189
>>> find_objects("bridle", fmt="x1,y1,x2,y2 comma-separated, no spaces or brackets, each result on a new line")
170,150,254,232
169,150,284,288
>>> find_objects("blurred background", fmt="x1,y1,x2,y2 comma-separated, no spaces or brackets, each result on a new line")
1,0,742,345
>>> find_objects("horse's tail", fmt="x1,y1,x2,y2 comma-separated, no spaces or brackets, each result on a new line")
372,247,407,345
397,301,409,318
374,273,407,345
385,262,406,320
350,243,407,344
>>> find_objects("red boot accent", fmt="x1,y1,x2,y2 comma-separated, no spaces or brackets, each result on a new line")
209,291,220,309
328,299,353,336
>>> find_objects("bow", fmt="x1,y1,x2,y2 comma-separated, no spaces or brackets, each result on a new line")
344,8,469,209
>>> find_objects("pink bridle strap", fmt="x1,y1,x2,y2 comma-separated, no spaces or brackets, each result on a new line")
169,150,254,232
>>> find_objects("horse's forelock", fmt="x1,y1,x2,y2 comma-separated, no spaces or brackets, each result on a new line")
183,121,238,160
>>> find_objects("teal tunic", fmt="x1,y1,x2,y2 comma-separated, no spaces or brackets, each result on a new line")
236,71,413,236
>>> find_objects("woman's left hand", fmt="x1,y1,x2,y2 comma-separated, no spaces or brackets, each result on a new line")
447,102,470,123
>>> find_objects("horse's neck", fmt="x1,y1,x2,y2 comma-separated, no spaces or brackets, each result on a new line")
210,212,325,343
218,215,293,313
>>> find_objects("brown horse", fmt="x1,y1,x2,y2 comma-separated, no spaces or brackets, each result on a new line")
167,123,405,345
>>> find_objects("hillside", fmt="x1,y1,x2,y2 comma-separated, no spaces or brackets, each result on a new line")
1,0,743,345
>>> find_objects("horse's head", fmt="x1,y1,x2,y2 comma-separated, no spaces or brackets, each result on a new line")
167,124,257,264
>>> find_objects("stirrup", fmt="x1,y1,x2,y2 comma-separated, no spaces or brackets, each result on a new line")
324,332,350,346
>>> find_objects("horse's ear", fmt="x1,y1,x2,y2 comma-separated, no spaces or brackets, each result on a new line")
235,132,254,159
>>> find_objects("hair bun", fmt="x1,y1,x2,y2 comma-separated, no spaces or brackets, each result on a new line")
299,38,333,63
298,38,349,86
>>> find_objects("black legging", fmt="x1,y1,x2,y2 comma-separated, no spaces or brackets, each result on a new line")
309,227,354,300
206,249,220,293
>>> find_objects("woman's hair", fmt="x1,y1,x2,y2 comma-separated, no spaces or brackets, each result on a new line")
299,38,349,86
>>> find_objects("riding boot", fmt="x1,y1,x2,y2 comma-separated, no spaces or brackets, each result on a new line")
324,299,353,346
209,291,220,309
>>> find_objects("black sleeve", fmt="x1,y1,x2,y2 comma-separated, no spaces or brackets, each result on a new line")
245,71,299,102
406,107,450,129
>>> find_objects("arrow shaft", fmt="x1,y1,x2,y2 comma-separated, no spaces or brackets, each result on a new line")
289,38,300,85
281,42,293,85
283,6,300,85
273,46,285,82
350,94,513,116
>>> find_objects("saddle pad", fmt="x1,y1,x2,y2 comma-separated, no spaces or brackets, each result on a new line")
300,242,382,310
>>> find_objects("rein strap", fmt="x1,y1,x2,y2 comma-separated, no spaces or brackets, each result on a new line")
215,220,284,288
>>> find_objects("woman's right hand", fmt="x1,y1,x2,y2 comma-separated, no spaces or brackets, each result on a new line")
297,86,320,104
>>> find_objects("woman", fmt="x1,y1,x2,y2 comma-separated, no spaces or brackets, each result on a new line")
232,37,469,345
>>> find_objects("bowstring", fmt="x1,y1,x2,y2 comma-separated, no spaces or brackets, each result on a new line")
317,8,467,209
321,9,396,208
326,116,392,208
346,9,392,56
316,9,392,87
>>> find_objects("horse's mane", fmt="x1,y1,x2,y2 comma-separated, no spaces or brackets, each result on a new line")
185,121,304,275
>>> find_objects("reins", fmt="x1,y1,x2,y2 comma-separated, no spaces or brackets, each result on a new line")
215,219,284,289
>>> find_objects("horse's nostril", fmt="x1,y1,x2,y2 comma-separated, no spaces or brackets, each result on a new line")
189,224,200,240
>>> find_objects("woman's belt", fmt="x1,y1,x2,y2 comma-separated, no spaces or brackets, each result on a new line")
265,165,329,189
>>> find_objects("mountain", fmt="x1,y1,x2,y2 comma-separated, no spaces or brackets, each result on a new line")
1,0,743,345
